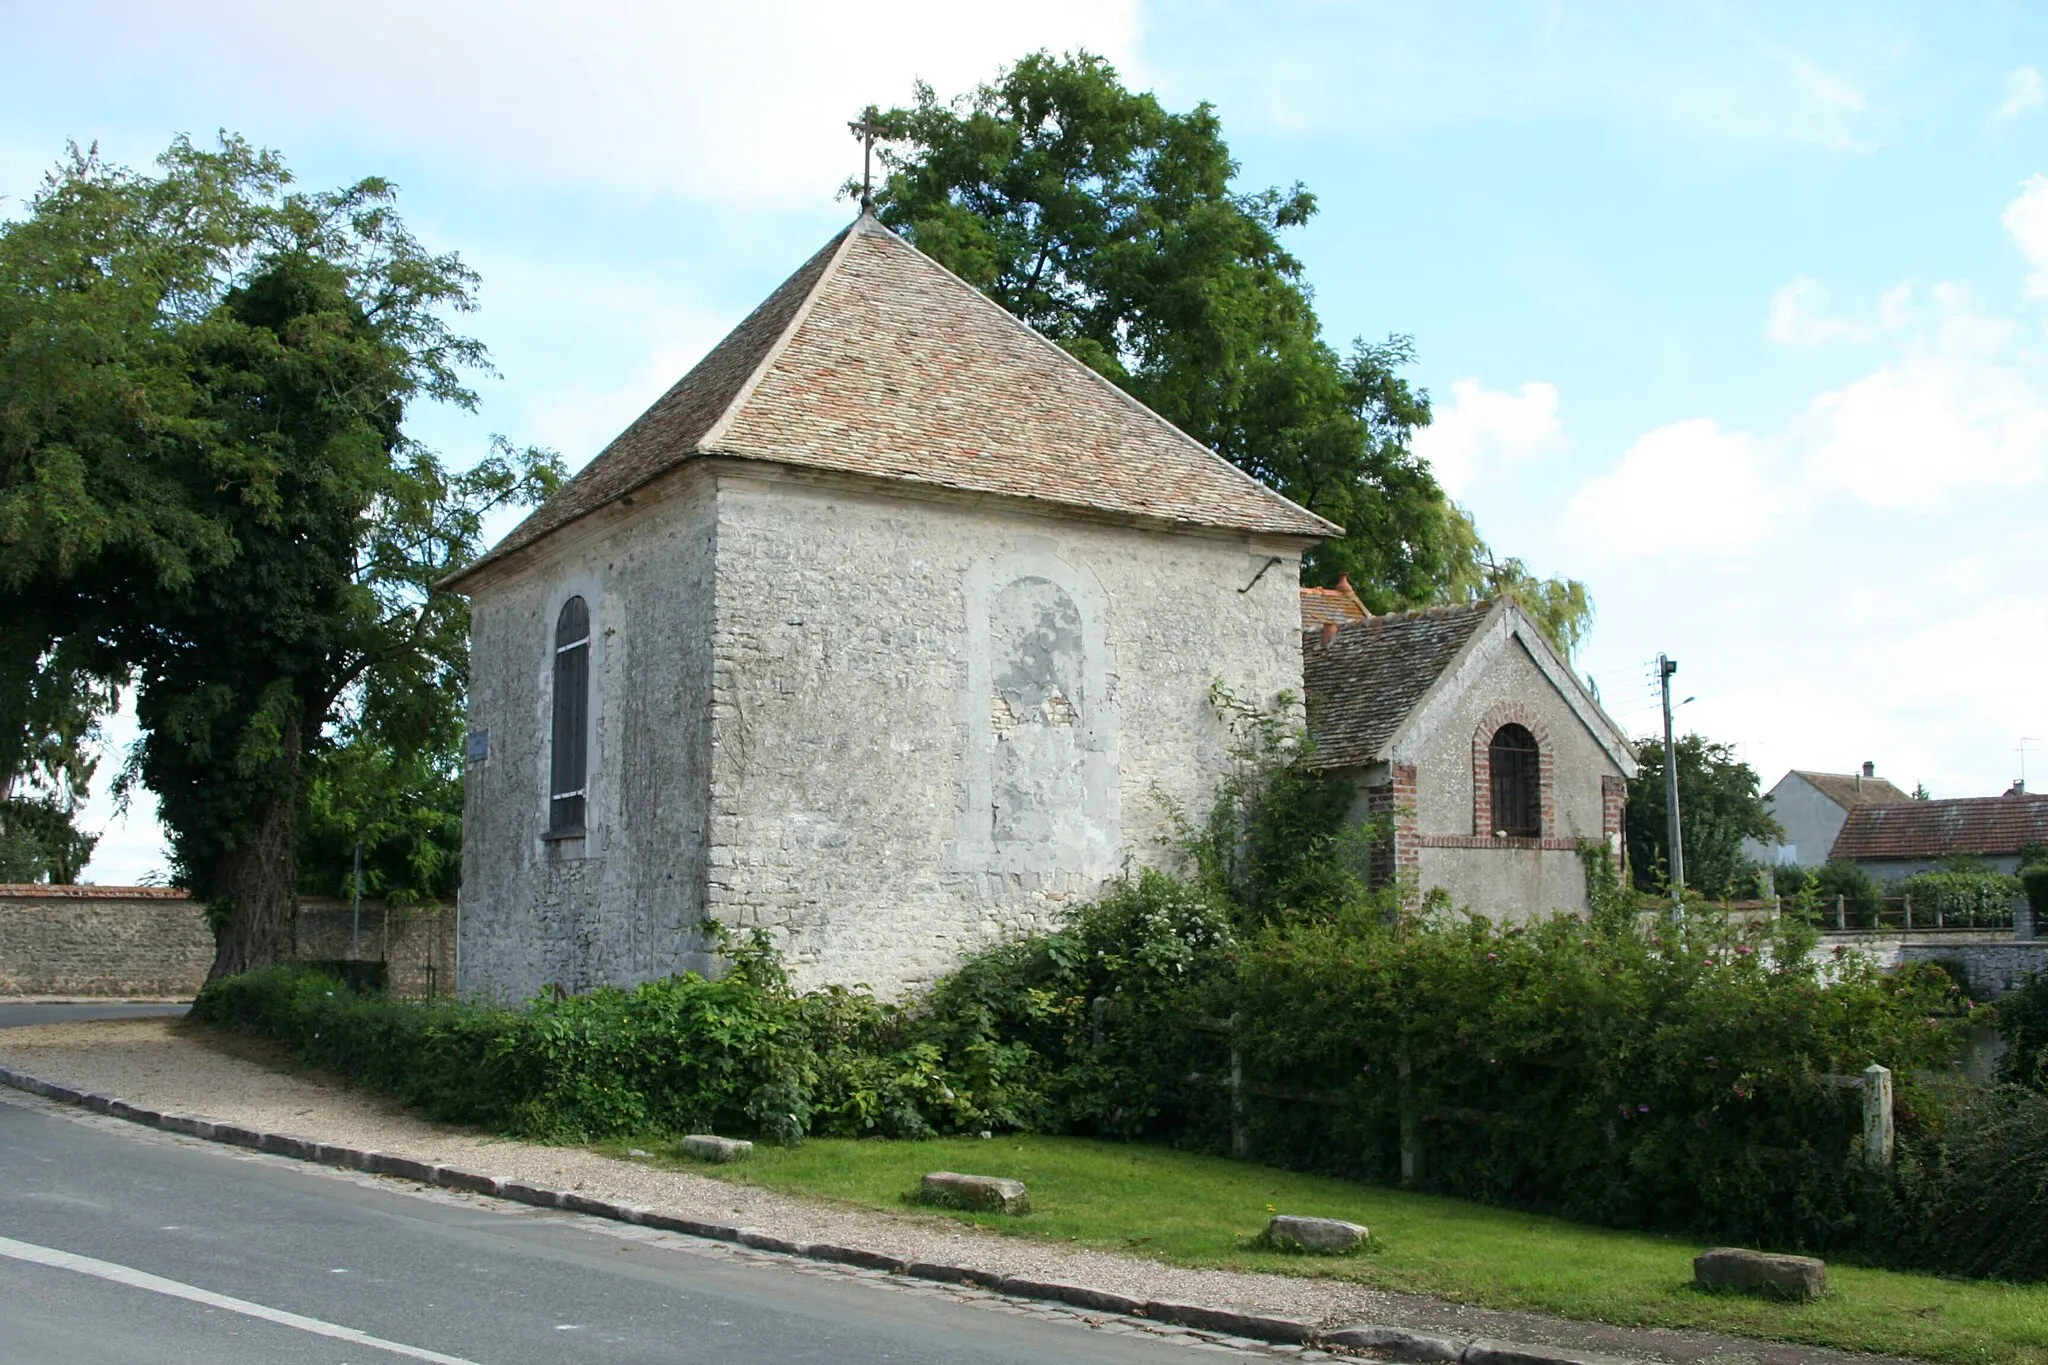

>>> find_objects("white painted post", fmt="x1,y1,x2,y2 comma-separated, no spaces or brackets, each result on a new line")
1228,1034,1249,1160
1398,1048,1422,1186
1862,1064,1894,1171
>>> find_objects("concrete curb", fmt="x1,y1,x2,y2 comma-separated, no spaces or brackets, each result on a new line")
0,1064,1636,1363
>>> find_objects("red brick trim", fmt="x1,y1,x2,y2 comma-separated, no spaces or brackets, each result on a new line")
1470,702,1555,838
1365,762,1420,898
1600,774,1628,876
1417,835,1583,852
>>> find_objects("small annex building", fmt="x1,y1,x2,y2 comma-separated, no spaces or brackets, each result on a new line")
1743,765,1910,868
1302,597,1637,916
446,213,1334,1000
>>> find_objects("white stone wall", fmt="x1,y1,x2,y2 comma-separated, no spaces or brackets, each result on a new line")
706,466,1305,994
1398,627,1624,919
457,468,720,1002
458,461,1306,1002
1754,774,1849,868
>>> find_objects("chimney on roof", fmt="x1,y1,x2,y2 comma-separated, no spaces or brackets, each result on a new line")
1862,761,1875,778
1337,573,1352,593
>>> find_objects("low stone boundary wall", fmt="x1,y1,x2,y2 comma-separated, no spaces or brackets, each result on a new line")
0,886,211,997
0,885,453,999
1818,932,2046,998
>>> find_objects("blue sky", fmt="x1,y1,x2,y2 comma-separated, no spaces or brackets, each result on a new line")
5,1,2044,881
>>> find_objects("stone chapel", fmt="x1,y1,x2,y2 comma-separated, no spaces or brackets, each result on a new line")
447,213,1335,1000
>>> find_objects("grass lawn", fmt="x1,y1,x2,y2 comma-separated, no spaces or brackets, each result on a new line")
598,1132,2048,1365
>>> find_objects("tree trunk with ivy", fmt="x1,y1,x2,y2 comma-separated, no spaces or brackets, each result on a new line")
205,743,304,981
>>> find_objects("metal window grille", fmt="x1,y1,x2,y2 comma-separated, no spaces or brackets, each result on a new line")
550,596,590,833
1489,723,1540,838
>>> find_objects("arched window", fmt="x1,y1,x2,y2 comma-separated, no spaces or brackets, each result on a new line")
549,596,590,834
1488,723,1540,838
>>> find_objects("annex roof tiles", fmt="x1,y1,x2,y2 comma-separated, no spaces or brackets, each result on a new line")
1301,601,1495,769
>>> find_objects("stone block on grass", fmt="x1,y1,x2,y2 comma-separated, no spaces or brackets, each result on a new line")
1693,1247,1826,1301
1265,1214,1367,1253
916,1171,1030,1215
679,1134,754,1163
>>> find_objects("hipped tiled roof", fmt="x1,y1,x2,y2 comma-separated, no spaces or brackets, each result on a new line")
1302,601,1495,769
1300,577,1370,630
1791,770,1912,809
1830,794,2048,862
454,215,1336,586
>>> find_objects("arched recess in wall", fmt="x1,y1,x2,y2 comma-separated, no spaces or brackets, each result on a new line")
956,545,1121,877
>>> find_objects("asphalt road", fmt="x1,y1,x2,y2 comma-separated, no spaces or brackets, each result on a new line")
0,1094,1219,1364
0,1001,191,1028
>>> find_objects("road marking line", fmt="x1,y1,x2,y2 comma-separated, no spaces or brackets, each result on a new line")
0,1233,481,1364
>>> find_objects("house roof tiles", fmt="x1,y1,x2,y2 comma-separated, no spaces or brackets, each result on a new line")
1299,577,1370,630
454,215,1336,587
1791,770,1912,809
1829,794,2048,862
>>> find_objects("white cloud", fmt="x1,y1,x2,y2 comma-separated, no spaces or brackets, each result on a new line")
1800,336,2048,508
1764,275,1910,347
9,1,1143,206
1412,378,1564,496
2003,174,2048,299
1559,418,1790,562
1995,66,2046,123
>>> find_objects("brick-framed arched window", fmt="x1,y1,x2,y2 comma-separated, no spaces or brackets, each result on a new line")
1470,702,1554,840
549,596,591,834
1488,723,1541,837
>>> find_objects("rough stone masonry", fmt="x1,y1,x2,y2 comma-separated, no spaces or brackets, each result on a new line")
448,212,1331,1001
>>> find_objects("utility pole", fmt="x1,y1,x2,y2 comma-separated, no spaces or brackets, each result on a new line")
1658,655,1684,898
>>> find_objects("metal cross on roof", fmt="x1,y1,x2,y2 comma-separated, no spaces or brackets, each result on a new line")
848,105,884,212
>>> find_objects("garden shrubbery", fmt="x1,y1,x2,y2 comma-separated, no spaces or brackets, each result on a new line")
196,699,2030,1272
1897,861,2023,925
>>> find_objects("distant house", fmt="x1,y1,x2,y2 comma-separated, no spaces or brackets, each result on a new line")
1830,791,2048,881
1745,765,1911,868
1302,597,1637,919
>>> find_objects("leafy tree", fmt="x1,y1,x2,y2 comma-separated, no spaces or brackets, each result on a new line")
1626,733,1780,898
862,52,1589,651
1,138,557,971
0,637,113,881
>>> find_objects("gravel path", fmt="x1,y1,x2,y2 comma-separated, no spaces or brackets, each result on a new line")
0,1017,1916,1365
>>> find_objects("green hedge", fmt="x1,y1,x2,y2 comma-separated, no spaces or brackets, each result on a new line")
198,874,1973,1257
1896,866,2022,924
193,942,815,1141
1227,910,1959,1249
